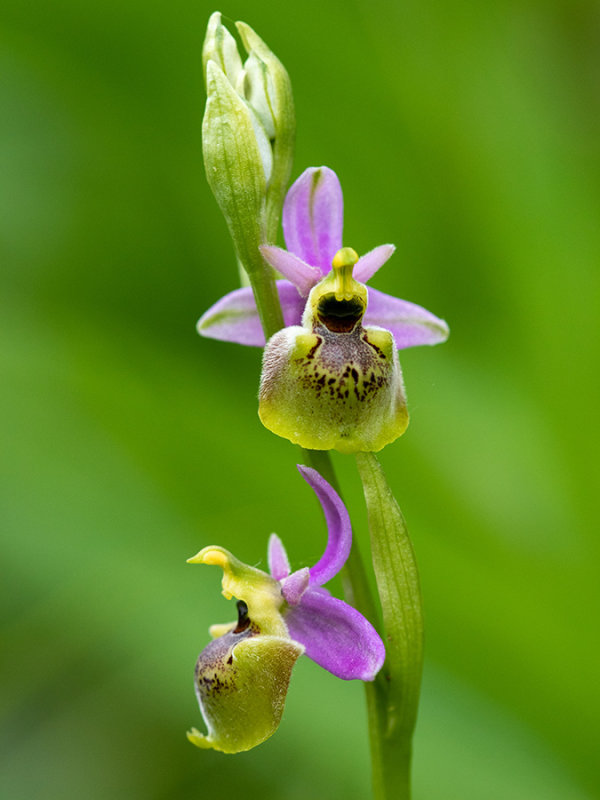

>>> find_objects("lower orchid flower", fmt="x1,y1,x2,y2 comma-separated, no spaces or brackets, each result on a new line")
186,465,385,753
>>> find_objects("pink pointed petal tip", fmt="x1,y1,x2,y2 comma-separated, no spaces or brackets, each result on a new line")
353,244,396,284
365,287,450,349
260,245,321,297
268,533,290,580
281,567,310,606
284,588,386,681
296,465,351,587
196,281,305,347
282,166,343,273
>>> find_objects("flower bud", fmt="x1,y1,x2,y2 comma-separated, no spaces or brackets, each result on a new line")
202,11,243,87
236,21,295,239
201,13,295,279
202,57,269,278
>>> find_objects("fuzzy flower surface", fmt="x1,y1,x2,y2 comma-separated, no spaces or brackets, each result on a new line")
198,166,449,349
187,465,385,753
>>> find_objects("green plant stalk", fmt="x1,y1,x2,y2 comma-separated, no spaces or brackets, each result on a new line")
264,114,295,245
248,255,285,339
355,451,424,800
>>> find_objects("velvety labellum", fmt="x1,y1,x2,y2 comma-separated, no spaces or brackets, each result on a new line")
259,265,409,453
188,601,303,754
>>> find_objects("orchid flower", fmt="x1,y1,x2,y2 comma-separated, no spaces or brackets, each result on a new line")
186,465,385,753
197,166,449,350
258,245,410,452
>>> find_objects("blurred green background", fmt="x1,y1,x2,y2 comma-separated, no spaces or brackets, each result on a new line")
2,0,599,797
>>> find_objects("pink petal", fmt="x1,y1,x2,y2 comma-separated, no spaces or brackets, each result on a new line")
268,533,290,580
284,588,385,681
353,244,396,283
281,567,310,606
364,287,450,349
260,245,321,297
297,465,351,587
196,281,305,347
282,167,343,273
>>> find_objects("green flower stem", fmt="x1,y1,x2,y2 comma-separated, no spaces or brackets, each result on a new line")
248,258,285,340
355,451,424,800
264,116,295,244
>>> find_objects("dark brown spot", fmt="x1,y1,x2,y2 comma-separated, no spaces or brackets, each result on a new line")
305,338,322,360
364,335,387,360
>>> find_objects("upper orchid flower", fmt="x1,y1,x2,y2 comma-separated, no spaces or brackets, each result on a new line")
186,465,385,753
259,246,410,451
197,166,449,350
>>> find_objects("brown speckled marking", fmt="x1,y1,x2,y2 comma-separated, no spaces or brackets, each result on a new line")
305,338,322,361
291,323,393,408
194,609,257,702
259,310,408,453
364,333,388,360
